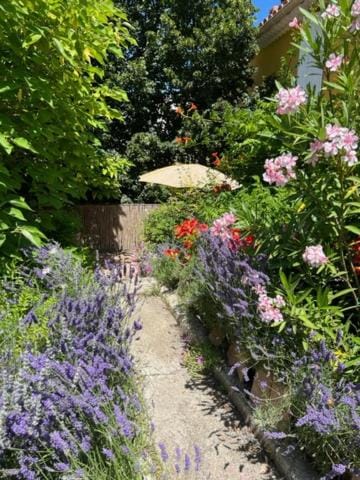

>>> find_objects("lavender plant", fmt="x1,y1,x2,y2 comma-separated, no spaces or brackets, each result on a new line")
0,245,151,479
265,339,360,477
195,233,268,336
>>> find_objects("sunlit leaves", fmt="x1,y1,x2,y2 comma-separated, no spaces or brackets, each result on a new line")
0,0,134,253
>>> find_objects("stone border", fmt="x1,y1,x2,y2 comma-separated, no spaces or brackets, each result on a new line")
162,289,321,480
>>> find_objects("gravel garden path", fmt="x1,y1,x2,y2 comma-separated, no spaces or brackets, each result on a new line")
131,281,281,480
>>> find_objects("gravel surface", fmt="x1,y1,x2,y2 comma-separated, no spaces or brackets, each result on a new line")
131,287,282,480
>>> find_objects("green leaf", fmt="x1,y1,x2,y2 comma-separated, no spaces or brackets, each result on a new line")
0,133,13,154
345,225,360,235
16,225,46,246
22,33,42,48
53,38,74,64
12,137,38,153
9,197,33,211
0,233,6,247
5,207,26,221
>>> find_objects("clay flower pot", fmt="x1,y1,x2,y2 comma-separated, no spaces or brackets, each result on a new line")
251,365,290,429
208,325,225,346
227,343,252,384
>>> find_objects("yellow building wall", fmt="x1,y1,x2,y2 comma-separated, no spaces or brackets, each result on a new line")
253,30,295,84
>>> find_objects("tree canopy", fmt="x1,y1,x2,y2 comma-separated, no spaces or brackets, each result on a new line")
106,0,258,201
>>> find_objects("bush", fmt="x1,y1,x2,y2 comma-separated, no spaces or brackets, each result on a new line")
0,0,133,254
0,245,160,479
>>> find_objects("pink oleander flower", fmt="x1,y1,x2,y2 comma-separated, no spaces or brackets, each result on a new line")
257,290,285,323
310,124,359,166
275,86,307,115
263,153,298,187
321,3,340,19
342,149,358,166
350,17,360,31
308,139,324,165
323,124,359,166
221,212,236,226
325,53,343,72
351,0,360,17
303,245,328,267
210,212,237,240
326,124,343,140
323,140,340,156
310,139,324,153
289,17,300,29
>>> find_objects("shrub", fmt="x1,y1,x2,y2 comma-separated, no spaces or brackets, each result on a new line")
0,245,159,479
0,0,133,253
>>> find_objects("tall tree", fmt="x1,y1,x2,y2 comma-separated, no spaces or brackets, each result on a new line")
105,0,257,201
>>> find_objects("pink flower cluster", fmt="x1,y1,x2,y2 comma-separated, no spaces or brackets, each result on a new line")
325,53,343,72
289,17,300,29
302,245,328,268
310,124,358,166
254,285,285,323
321,3,340,19
263,153,298,186
210,212,236,240
275,86,307,115
351,0,360,31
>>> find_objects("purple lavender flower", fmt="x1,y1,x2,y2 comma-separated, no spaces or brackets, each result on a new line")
0,245,142,477
296,405,339,434
158,442,169,462
264,431,288,440
55,462,70,472
102,448,115,460
194,445,201,472
184,453,191,471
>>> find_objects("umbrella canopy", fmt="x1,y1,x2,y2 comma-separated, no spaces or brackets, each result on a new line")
139,163,240,190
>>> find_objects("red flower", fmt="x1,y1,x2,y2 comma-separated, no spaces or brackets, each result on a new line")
188,102,198,112
231,228,242,244
164,248,180,258
211,152,222,167
198,223,209,233
175,218,208,250
175,136,192,145
243,235,255,247
175,219,208,238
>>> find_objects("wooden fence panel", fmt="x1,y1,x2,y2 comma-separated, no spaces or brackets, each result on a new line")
77,204,159,253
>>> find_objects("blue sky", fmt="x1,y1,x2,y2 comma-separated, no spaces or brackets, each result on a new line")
254,0,276,23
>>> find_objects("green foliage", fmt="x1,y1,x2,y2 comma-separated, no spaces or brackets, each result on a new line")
178,100,282,184
0,259,46,354
258,0,360,318
0,168,46,253
105,0,258,201
182,342,222,379
0,0,133,254
151,254,184,290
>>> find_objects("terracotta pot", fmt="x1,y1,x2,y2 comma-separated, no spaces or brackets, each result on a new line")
226,343,252,384
251,366,290,429
208,325,225,346
251,366,287,402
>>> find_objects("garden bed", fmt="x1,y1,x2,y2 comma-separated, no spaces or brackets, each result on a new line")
162,288,320,480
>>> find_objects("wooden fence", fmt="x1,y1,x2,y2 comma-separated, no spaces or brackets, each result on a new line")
77,204,159,253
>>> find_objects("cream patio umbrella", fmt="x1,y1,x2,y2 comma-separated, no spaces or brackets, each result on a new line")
139,163,240,190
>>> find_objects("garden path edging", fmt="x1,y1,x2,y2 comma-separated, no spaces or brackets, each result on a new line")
162,289,321,480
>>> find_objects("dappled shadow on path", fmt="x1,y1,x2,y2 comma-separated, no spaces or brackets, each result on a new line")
185,375,274,472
